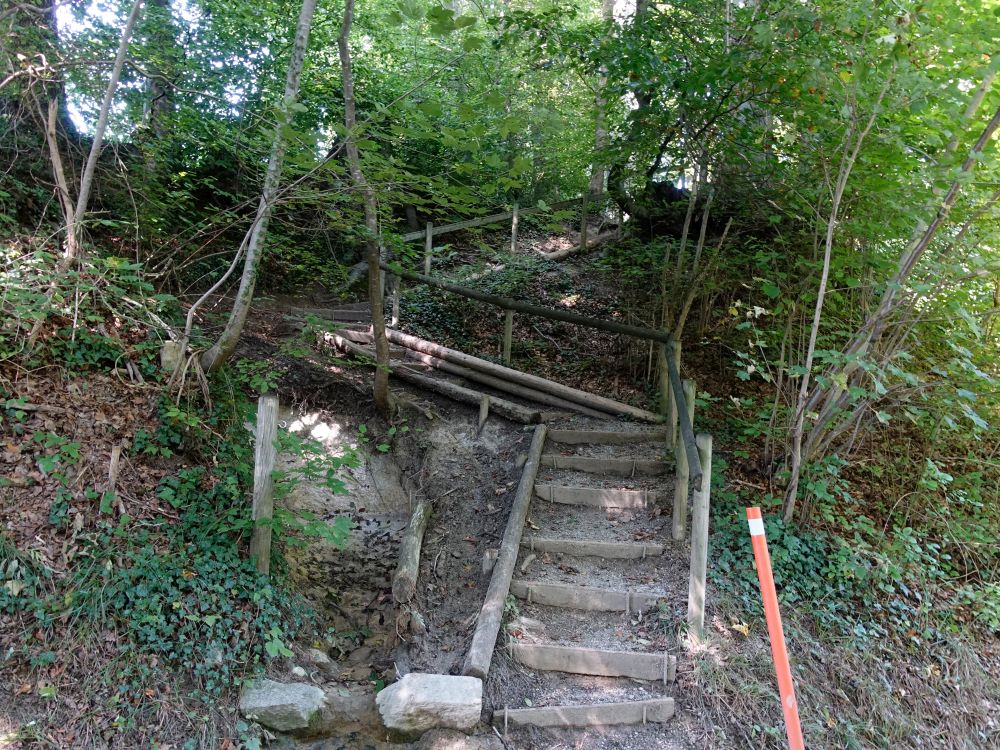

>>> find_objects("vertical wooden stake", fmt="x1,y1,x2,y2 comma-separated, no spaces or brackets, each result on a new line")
390,275,401,326
657,343,671,444
423,222,433,275
672,379,696,541
510,201,519,253
502,310,514,365
687,433,712,636
669,341,682,448
579,191,589,251
249,394,279,575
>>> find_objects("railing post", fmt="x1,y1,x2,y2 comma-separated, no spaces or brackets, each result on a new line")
687,432,712,636
657,343,671,439
672,379,696,541
669,341,682,448
390,275,401,327
511,201,519,253
579,191,589,251
250,394,279,575
424,222,433,275
502,310,514,365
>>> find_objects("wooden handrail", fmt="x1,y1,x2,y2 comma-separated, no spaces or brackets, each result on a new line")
398,193,607,242
380,262,702,478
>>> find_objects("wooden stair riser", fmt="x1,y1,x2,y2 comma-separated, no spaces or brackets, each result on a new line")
540,454,668,476
510,580,663,614
521,537,664,559
534,484,655,509
496,698,675,729
510,642,676,683
547,429,669,445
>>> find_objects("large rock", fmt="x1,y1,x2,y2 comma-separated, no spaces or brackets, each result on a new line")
375,673,482,737
239,679,325,732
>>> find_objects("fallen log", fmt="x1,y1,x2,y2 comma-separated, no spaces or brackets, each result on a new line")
538,230,617,261
383,328,662,423
463,424,547,679
327,334,543,424
392,495,432,604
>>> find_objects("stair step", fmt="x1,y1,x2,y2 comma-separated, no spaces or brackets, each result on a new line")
496,698,675,729
290,305,372,321
534,484,656,508
539,455,668,476
521,536,664,559
547,429,668,445
510,642,676,683
510,580,664,613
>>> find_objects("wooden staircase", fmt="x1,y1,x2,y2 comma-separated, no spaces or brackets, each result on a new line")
492,427,687,736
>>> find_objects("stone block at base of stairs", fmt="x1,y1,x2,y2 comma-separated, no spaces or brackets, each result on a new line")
239,679,325,732
495,698,675,729
376,673,482,737
511,642,676,683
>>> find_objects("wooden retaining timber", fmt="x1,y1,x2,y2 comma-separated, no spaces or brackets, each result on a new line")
539,454,668,476
520,537,665,559
327,334,544,424
509,580,664,613
533,484,655,509
496,698,675,729
547,429,669,445
510,642,677,683
463,425,548,679
391,495,431,603
383,328,662,423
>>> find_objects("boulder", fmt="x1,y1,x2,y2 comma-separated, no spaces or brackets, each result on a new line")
314,682,381,734
239,679,325,733
376,673,482,737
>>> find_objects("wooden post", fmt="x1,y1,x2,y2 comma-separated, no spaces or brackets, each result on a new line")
669,341,682,448
502,310,514,365
249,394,279,575
672,379,696,541
579,191,589,251
687,433,712,636
390,275,401,327
392,495,432,603
511,201,519,253
658,343,676,448
423,222,433,275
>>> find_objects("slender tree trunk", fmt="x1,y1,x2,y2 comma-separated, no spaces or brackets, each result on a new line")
587,0,614,195
70,0,144,261
783,81,890,522
199,0,318,372
339,0,391,415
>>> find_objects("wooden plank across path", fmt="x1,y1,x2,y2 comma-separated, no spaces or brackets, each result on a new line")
509,580,664,613
534,484,656,508
496,698,675,729
510,642,677,683
547,429,669,445
539,454,668,476
521,536,665,559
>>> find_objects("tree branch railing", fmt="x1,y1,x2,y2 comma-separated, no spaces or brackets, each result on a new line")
380,261,702,481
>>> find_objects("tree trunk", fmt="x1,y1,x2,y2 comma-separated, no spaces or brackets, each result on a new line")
199,0,318,372
338,0,391,415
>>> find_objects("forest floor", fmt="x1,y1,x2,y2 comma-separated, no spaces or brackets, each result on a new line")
2,220,998,749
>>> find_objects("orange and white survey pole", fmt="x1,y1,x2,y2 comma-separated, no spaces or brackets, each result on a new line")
747,506,805,750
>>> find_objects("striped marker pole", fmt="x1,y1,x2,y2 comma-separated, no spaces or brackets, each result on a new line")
746,507,805,750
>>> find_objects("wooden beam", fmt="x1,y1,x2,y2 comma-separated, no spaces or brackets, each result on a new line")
399,193,607,242
539,454,668,476
687,433,713,636
520,537,665,559
392,496,431,603
672,379,696,542
384,328,662,423
510,643,676,683
497,699,674,729
509,580,663,613
547,429,668,445
463,425,548,679
533,484,655,508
